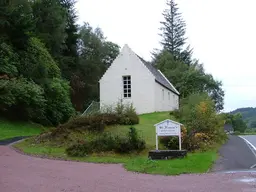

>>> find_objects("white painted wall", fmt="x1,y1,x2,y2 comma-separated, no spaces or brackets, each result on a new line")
154,82,179,112
100,45,156,114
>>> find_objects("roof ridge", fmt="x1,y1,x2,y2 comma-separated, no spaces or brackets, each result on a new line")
135,54,179,95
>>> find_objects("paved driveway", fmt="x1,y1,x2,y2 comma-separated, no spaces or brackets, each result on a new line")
1,146,256,192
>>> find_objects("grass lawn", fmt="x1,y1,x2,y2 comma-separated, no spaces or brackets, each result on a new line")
14,138,218,175
0,119,45,141
234,131,256,135
238,132,256,135
13,112,219,175
105,112,175,148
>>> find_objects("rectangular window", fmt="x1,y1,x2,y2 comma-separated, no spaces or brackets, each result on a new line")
162,89,164,100
168,92,170,100
123,76,131,98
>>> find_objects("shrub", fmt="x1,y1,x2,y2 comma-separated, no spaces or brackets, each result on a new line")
100,100,139,125
160,136,179,150
159,126,187,150
43,78,75,126
18,37,61,82
183,132,212,151
66,141,92,157
115,101,139,125
119,111,139,125
234,131,241,135
92,133,118,152
0,78,46,123
169,109,182,119
66,127,146,156
115,127,146,153
59,105,139,133
0,39,75,126
0,43,19,77
97,113,120,125
165,93,227,151
181,93,226,143
128,127,146,150
59,115,106,132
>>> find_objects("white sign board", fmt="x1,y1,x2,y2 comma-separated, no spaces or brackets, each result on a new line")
156,120,180,136
154,119,182,150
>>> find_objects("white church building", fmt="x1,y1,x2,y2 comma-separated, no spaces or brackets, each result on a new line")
99,44,180,114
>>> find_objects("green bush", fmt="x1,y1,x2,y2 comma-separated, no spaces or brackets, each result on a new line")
60,107,139,133
119,112,139,125
159,136,179,150
43,78,75,126
115,101,139,125
18,37,61,82
234,131,241,135
101,101,139,125
97,113,120,125
169,109,182,119
115,127,146,153
66,141,91,157
169,93,227,151
59,115,105,132
59,113,121,132
0,38,75,126
0,43,19,77
92,133,117,152
66,127,146,156
0,78,46,122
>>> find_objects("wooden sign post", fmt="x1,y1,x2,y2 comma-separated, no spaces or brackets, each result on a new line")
154,119,182,150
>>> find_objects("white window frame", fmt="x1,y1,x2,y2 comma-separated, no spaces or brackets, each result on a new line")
123,76,131,98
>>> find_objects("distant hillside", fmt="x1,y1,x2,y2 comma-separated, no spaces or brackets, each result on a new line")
230,107,256,128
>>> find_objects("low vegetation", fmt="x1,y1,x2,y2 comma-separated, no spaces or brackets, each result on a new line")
163,93,227,152
35,102,139,145
0,119,44,141
234,129,256,135
13,94,227,175
66,127,145,156
15,138,218,175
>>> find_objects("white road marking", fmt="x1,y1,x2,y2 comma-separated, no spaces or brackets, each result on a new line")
239,136,256,159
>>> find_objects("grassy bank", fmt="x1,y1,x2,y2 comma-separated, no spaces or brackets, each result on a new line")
106,112,173,148
14,138,218,175
0,119,45,141
13,112,219,175
237,132,256,135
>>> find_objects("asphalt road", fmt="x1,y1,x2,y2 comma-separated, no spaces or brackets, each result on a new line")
0,136,30,146
240,135,256,152
212,135,256,172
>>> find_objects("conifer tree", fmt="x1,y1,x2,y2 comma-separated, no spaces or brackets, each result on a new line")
160,0,193,65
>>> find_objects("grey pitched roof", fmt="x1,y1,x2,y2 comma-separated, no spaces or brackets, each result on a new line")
136,55,179,95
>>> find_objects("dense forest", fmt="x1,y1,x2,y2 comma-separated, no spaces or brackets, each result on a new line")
231,107,256,128
0,0,225,127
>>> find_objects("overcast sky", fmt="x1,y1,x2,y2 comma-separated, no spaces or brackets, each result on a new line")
75,0,256,112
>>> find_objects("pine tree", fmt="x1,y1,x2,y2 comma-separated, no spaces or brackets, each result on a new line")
32,0,67,57
1,0,35,49
160,0,192,65
59,0,80,80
